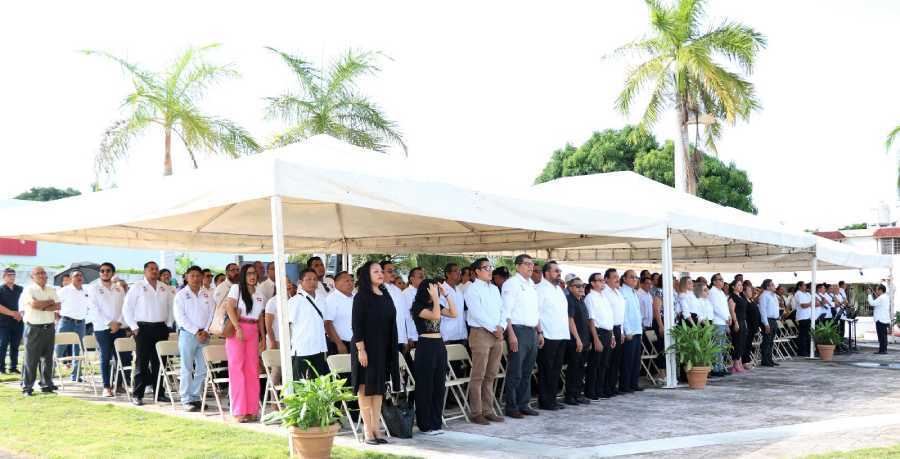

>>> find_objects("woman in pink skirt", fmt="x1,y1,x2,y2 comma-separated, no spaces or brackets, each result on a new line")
224,264,266,422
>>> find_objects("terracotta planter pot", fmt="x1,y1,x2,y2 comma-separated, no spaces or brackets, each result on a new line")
289,424,340,459
686,366,710,389
817,344,835,361
892,326,900,337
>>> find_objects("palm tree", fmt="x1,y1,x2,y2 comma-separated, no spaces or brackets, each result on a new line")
85,44,260,176
612,0,766,194
264,47,407,155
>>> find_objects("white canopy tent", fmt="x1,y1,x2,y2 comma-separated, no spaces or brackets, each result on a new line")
0,135,668,388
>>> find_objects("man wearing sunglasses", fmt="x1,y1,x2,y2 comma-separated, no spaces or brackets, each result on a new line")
535,261,570,410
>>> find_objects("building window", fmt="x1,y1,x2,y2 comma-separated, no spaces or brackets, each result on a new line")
880,238,900,255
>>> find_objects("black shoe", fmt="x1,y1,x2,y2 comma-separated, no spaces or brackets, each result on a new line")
41,388,56,394
22,390,34,397
577,397,592,404
185,404,201,412
157,394,171,403
621,388,634,393
191,401,202,408
9,369,20,374
564,397,580,406
364,439,379,445
520,407,539,416
631,387,644,392
505,411,524,419
772,362,780,366
555,402,566,410
376,438,389,444
761,363,776,367
132,397,144,406
538,404,558,411
599,393,612,399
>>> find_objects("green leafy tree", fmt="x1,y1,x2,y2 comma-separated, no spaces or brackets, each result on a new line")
175,253,196,275
535,126,658,184
612,0,766,195
15,187,81,202
84,44,260,176
264,48,406,155
838,223,867,231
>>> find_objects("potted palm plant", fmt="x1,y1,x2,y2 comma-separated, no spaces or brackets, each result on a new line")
667,322,724,389
812,321,842,361
262,370,356,459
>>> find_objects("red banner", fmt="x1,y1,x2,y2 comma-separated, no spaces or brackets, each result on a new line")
0,238,37,256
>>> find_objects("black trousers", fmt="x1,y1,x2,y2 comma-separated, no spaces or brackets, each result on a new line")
132,321,169,399
620,334,641,390
0,322,23,371
731,321,748,360
761,318,777,365
537,338,566,407
876,321,889,353
564,337,589,399
605,326,623,395
585,328,611,398
413,337,446,432
797,319,811,356
292,353,329,380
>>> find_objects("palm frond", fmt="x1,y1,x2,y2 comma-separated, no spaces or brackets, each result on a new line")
266,47,321,97
887,125,900,151
635,73,672,133
675,0,706,41
615,54,669,116
269,121,317,148
263,94,318,123
326,50,383,96
604,37,666,60
334,95,407,154
81,49,160,91
693,22,767,73
178,61,239,103
205,117,262,157
95,113,154,173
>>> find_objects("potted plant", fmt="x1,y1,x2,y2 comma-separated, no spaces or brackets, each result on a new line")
812,321,843,361
262,369,356,459
666,322,724,389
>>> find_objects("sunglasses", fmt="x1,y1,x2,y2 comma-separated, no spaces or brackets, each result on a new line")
100,269,113,273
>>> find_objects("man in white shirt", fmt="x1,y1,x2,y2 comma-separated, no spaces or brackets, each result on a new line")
307,256,333,299
459,266,473,294
869,284,891,354
213,263,240,305
403,267,424,345
601,268,626,395
758,279,780,367
122,261,174,405
585,273,614,399
792,281,813,356
56,270,92,382
814,283,832,323
619,270,644,391
88,262,128,397
464,258,506,425
201,269,213,291
324,271,354,355
20,266,61,396
440,263,468,347
174,266,216,411
288,269,329,379
501,254,542,418
535,261,570,410
708,274,733,377
264,278,296,351
159,269,178,331
258,262,276,304
381,261,414,353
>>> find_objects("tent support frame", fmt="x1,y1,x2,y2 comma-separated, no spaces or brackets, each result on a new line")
662,230,678,388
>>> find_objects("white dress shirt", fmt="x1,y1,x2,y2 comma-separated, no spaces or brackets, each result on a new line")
264,296,283,347
324,290,354,342
173,286,216,335
439,282,468,341
227,284,265,319
213,279,233,305
288,290,328,356
21,283,60,325
636,288,653,328
87,281,125,331
386,283,413,344
123,278,173,330
502,273,539,328
585,290,613,331
678,292,697,317
316,280,332,302
258,278,275,304
601,287,626,326
696,297,714,322
709,287,730,326
464,278,505,332
535,279,570,340
792,291,813,321
58,284,91,321
815,293,833,319
869,292,891,324
759,291,780,322
402,286,419,342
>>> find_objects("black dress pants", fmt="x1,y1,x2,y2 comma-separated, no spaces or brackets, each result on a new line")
620,335,641,390
761,318,777,365
292,353,329,380
876,321,889,353
585,328,611,398
797,319,811,356
133,321,169,399
413,337,447,432
605,326,622,395
564,337,588,399
537,338,566,408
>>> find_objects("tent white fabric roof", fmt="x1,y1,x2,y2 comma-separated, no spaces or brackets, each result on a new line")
0,136,666,253
525,172,890,271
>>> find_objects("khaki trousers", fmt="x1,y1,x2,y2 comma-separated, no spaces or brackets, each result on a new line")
467,327,503,416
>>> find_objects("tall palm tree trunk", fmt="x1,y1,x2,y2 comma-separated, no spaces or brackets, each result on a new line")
675,101,691,194
163,128,173,176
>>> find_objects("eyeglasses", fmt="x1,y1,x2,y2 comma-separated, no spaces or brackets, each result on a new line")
519,261,535,266
479,265,493,271
99,269,113,273
572,284,584,288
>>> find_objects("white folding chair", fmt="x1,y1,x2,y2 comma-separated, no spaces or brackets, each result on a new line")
641,330,662,386
260,350,283,418
81,334,102,395
201,344,230,420
54,331,92,393
112,337,135,397
395,351,416,396
155,340,181,407
326,353,389,442
168,332,179,341
493,341,508,415
444,344,472,424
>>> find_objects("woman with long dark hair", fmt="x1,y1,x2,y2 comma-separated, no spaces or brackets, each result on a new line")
351,261,400,445
410,278,457,434
742,280,760,369
729,280,748,373
223,264,266,422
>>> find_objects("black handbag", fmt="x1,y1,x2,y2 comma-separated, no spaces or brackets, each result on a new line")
381,393,414,438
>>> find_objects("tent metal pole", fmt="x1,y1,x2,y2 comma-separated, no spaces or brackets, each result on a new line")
270,196,294,390
809,257,817,358
661,230,678,388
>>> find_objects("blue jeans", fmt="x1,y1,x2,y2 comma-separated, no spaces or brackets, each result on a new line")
0,322,24,371
178,330,208,405
714,324,728,372
56,317,86,381
94,328,129,388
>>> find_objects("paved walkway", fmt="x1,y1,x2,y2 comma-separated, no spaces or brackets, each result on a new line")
8,343,900,458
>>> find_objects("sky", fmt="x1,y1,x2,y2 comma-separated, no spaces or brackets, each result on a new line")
1,0,899,233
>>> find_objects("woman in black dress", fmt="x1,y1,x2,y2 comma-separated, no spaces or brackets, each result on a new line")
351,261,400,445
742,280,760,369
729,280,749,372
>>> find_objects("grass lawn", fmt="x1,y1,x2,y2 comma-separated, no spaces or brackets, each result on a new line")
808,444,900,458
0,385,413,458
